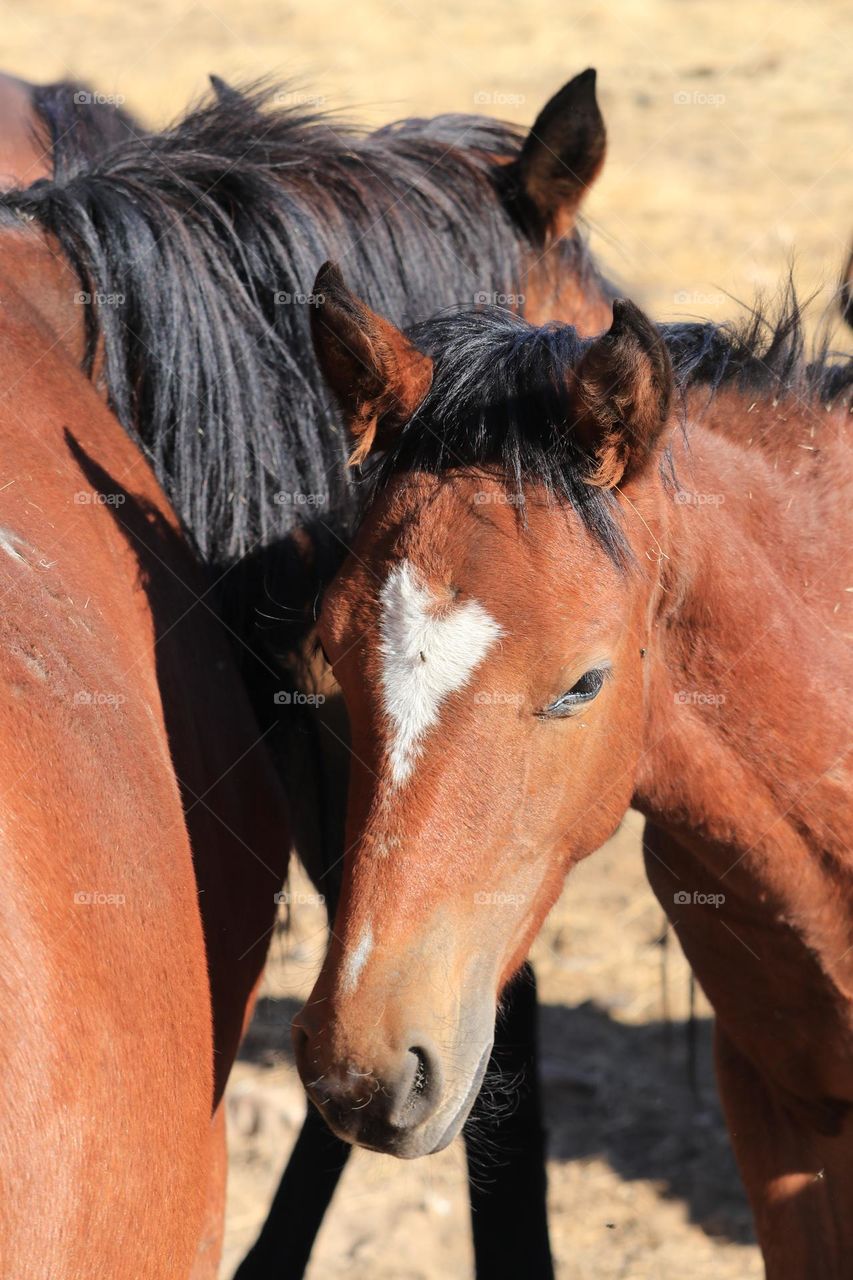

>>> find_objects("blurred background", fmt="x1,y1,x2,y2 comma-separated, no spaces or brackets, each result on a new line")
2,1,848,1276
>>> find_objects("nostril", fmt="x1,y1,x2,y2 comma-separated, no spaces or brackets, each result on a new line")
393,1041,443,1127
409,1046,430,1098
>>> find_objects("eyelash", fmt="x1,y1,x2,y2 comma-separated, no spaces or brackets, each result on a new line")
538,667,609,719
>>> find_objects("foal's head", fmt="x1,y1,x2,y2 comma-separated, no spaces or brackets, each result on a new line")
292,264,674,1157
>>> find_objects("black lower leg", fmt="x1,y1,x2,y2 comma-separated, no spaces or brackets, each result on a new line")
464,963,554,1280
232,1101,351,1280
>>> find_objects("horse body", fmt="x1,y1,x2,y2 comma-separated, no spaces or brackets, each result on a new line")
304,269,853,1275
0,244,289,1276
636,388,853,1273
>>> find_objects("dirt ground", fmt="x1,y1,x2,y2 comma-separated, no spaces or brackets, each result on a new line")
0,1,849,1276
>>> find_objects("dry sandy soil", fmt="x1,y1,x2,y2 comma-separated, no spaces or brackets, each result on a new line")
0,1,849,1276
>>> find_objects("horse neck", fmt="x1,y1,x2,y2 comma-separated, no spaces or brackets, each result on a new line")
634,393,853,984
0,227,88,366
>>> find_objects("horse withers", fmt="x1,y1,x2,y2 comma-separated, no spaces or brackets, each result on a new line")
300,262,853,1277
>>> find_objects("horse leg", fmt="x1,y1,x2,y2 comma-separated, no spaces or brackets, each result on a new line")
715,1023,853,1278
465,962,554,1280
232,1103,351,1279
191,1103,228,1280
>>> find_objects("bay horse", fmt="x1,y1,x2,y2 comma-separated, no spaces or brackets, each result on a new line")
0,72,616,1277
0,74,288,1279
0,71,137,186
0,237,289,1276
304,261,853,1277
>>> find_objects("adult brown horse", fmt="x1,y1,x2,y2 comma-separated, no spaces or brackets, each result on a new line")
0,72,616,1278
0,71,137,186
303,262,852,1277
0,230,289,1275
0,74,284,1280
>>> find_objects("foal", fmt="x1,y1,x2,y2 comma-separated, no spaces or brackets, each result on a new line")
303,263,852,1277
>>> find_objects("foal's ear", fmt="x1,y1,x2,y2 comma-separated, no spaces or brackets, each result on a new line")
310,262,434,466
512,68,606,241
573,299,674,488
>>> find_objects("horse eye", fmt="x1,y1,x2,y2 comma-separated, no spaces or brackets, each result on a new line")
539,668,607,719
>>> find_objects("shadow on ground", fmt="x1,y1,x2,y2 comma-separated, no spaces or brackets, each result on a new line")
237,991,754,1249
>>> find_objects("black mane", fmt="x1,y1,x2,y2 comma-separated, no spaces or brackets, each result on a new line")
0,81,610,578
373,295,852,562
379,310,629,561
663,288,853,407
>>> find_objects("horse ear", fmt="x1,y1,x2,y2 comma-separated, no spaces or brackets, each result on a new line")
511,68,606,241
573,299,674,489
310,262,434,466
209,74,241,104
